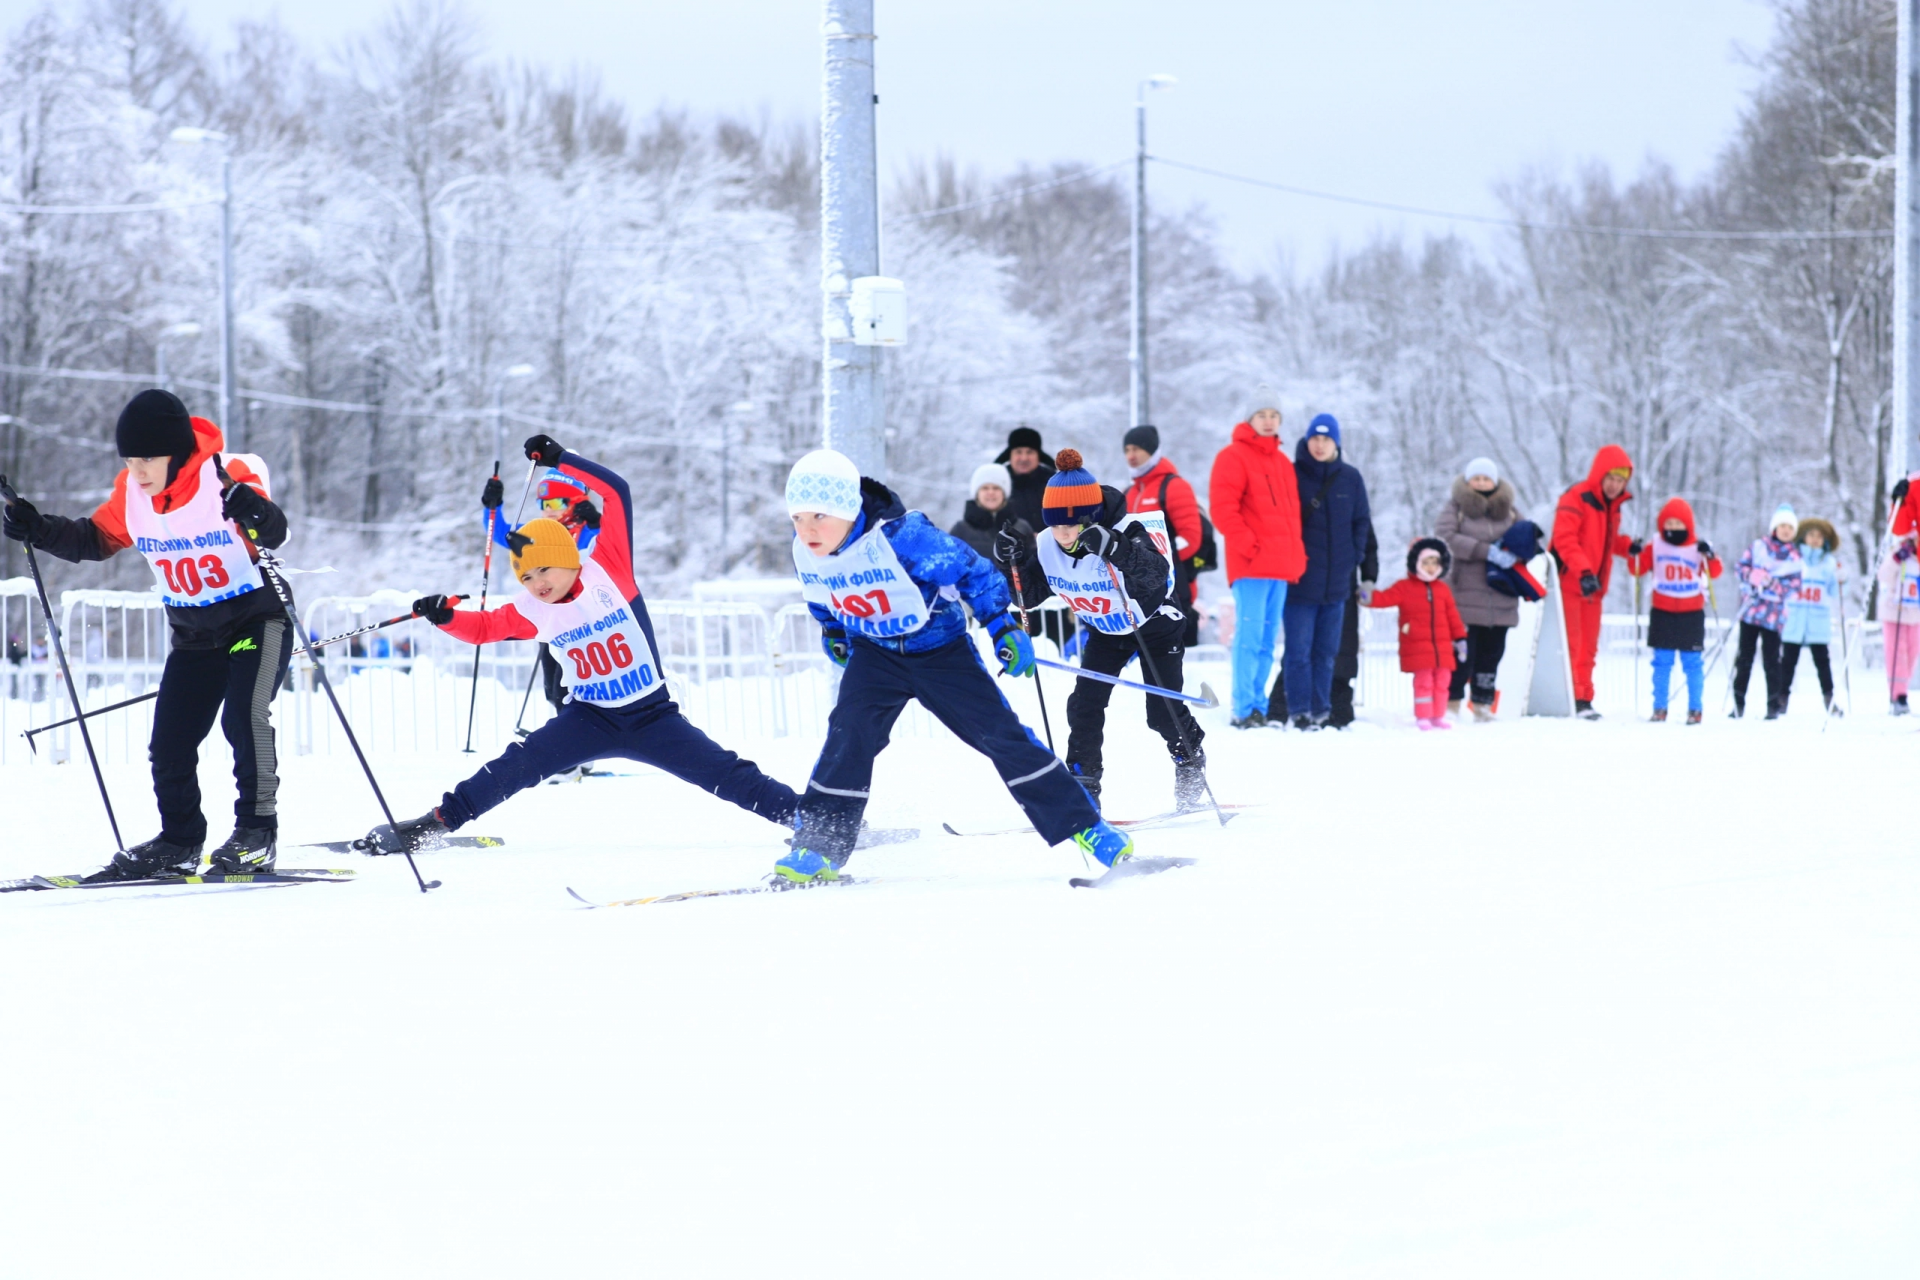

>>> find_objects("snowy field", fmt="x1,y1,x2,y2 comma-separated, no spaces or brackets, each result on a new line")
1,694,1915,1279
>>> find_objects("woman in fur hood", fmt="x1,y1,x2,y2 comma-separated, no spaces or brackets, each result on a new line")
1433,457,1525,721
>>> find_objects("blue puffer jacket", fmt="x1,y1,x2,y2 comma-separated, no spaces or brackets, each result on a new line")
805,478,1013,654
1288,439,1372,605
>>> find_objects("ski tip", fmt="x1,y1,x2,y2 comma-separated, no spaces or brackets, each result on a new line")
1200,681,1220,709
941,823,962,836
565,886,597,907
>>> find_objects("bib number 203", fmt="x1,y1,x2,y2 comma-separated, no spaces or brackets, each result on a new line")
156,554,231,597
568,631,639,680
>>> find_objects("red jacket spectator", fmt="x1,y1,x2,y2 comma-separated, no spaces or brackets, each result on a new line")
1208,421,1304,583
1365,547,1469,672
1125,454,1202,564
1551,443,1635,593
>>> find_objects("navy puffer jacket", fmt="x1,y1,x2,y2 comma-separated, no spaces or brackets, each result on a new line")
1289,439,1372,605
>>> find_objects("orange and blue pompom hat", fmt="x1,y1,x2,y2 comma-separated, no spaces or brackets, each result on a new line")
1042,449,1102,526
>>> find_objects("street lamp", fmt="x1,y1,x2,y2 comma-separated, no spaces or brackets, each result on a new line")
169,126,239,449
153,321,201,391
1130,74,1176,432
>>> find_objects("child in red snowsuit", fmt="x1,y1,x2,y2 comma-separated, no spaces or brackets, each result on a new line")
1364,536,1468,729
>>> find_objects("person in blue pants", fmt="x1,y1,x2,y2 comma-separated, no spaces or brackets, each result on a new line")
776,448,1136,882
1208,385,1306,727
1280,413,1371,729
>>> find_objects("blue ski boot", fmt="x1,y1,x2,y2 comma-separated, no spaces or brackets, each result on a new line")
773,846,842,884
1071,819,1134,868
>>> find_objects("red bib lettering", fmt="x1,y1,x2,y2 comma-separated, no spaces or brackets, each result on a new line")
123,455,265,608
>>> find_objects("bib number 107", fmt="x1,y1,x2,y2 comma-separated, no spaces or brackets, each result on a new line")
567,631,634,680
156,554,230,597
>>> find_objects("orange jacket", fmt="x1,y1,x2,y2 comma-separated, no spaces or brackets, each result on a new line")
1551,444,1635,592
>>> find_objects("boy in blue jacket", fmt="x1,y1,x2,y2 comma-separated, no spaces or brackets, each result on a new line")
776,449,1133,882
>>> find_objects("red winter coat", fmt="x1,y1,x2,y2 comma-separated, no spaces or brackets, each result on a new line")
1208,422,1305,584
1366,575,1468,672
1125,455,1203,564
1551,444,1635,594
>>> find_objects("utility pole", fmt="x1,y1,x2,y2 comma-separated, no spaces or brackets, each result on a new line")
219,146,239,451
1130,75,1175,432
820,0,884,478
1897,0,1919,487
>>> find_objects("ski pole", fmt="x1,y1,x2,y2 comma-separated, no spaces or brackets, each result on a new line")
19,599,460,747
1099,557,1228,826
1029,654,1219,707
512,651,542,738
2,475,125,853
1006,561,1056,753
463,462,504,754
1632,562,1644,717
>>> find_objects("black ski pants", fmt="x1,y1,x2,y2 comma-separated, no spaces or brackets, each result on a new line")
1448,623,1510,705
150,615,292,846
1733,621,1784,710
1779,641,1833,702
800,635,1098,861
1065,616,1202,777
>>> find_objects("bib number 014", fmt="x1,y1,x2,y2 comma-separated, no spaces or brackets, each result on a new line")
156,554,231,597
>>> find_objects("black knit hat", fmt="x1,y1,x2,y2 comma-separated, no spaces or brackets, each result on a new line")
1006,425,1043,452
1123,425,1159,454
116,389,196,461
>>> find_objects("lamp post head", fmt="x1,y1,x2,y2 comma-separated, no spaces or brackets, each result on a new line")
1145,74,1177,89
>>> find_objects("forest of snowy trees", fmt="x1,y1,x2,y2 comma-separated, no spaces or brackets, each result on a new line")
0,0,1902,610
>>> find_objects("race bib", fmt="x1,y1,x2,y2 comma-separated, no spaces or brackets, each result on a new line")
1650,542,1703,602
121,454,265,608
792,522,930,640
1035,513,1174,635
516,559,662,707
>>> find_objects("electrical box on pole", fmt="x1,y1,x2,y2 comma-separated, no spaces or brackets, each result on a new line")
850,277,906,346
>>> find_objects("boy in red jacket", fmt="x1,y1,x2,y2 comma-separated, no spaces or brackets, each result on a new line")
1624,497,1723,724
1365,537,1469,729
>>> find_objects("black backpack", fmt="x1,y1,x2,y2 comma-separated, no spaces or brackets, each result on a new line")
1158,473,1220,575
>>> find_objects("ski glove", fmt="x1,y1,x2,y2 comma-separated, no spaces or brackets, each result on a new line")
1073,524,1121,560
1894,477,1910,506
413,594,458,626
1627,538,1645,558
2,494,44,545
1696,539,1714,560
1896,539,1916,564
1579,571,1601,598
991,519,1036,566
523,434,565,467
221,481,270,534
573,499,601,529
821,629,851,668
480,475,504,509
1454,639,1469,663
987,612,1036,677
1485,544,1518,569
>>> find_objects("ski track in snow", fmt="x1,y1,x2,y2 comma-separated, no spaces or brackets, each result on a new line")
1,705,1915,1278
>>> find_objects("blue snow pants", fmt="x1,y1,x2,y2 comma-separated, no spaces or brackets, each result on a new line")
1281,598,1346,720
800,635,1099,861
438,692,799,829
1651,647,1704,713
1231,577,1288,718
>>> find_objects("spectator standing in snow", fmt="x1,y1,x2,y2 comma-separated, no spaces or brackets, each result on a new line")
1876,518,1920,715
1278,413,1370,730
1780,517,1841,715
1123,424,1205,647
1327,522,1379,728
1363,538,1469,730
1550,444,1635,719
949,461,1015,562
1434,456,1524,722
994,425,1056,534
1733,505,1804,719
1209,384,1305,728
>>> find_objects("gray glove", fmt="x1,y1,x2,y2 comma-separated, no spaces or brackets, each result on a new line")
1453,639,1469,664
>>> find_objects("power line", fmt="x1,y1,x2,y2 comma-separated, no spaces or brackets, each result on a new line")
1152,155,1894,242
896,162,1128,222
0,196,223,214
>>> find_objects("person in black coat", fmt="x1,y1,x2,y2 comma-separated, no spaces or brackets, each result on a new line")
1274,413,1370,729
994,423,1057,536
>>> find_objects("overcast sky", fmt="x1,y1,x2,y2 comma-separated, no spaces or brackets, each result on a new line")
7,0,1781,270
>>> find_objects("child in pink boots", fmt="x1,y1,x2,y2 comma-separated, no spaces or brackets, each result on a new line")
1365,537,1469,729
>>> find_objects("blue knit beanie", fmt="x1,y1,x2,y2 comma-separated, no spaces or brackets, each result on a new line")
1305,413,1340,446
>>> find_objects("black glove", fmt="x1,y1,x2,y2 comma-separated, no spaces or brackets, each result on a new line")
523,434,564,467
821,629,851,668
480,475,504,509
1579,571,1601,598
1696,539,1713,560
413,594,457,626
1073,524,1120,560
1894,477,1910,505
572,499,601,529
221,481,270,532
3,494,45,545
992,519,1037,566
1628,538,1645,558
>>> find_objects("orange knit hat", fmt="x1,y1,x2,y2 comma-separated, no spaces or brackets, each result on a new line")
509,518,580,577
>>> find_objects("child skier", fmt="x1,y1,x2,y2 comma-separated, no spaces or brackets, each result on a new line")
1363,537,1468,730
993,448,1206,810
1,389,293,879
776,448,1133,882
1878,524,1920,715
1625,498,1722,724
369,435,800,850
1733,504,1805,719
1780,517,1841,716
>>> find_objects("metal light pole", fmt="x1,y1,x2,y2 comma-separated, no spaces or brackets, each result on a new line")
170,127,240,447
1897,0,1918,486
821,0,885,478
1130,75,1176,432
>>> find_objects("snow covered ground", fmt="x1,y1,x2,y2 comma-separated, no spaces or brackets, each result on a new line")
2,695,1915,1278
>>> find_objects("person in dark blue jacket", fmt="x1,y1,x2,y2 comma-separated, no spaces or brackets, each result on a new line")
1279,413,1371,729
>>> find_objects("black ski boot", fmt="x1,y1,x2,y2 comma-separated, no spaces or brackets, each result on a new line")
206,827,277,874
1229,710,1266,729
1290,713,1316,732
1729,696,1745,719
1069,764,1102,810
365,810,449,855
1650,708,1668,722
1173,751,1209,812
1575,700,1602,720
1893,695,1911,717
81,836,203,883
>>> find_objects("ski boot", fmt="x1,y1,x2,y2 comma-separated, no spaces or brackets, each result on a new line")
1290,713,1316,731
1650,707,1668,723
365,810,449,855
1229,710,1267,730
1574,700,1602,721
81,836,203,883
772,845,843,884
1069,763,1103,809
206,827,276,874
1172,751,1209,812
1824,695,1844,719
1686,709,1704,725
1892,695,1911,717
1764,697,1783,721
1729,696,1745,719
1071,819,1134,868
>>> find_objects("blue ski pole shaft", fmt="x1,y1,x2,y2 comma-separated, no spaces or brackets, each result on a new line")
1031,654,1218,707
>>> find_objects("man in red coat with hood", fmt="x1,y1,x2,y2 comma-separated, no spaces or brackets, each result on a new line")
1209,383,1305,726
1551,443,1634,717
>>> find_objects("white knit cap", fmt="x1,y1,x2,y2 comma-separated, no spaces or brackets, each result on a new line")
785,449,863,520
1769,503,1798,532
1464,456,1498,484
968,461,1012,501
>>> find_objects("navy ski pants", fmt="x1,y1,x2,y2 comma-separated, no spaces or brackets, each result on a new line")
438,692,799,829
799,635,1099,861
150,615,292,845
